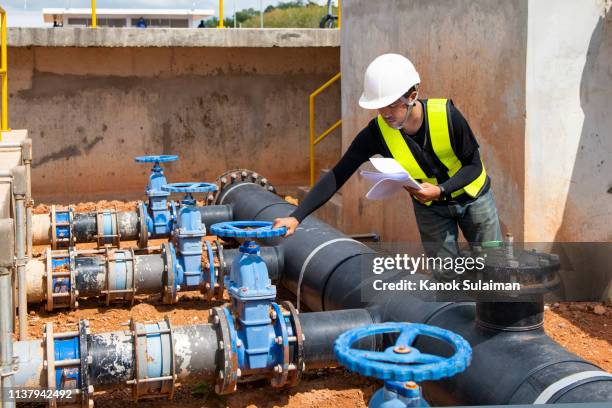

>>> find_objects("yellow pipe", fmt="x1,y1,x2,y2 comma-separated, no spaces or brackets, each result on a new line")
309,73,341,186
0,7,8,133
218,0,225,28
91,0,97,28
337,0,341,29
314,119,342,146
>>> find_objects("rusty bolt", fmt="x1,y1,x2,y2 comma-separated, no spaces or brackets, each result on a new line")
218,371,224,380
218,341,224,350
270,310,277,320
88,399,94,408
273,364,282,374
212,315,220,325
236,339,242,348
88,385,94,394
236,368,242,377
275,336,283,345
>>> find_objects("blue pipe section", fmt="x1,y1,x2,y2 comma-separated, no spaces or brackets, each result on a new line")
54,210,71,242
52,256,71,293
54,336,80,389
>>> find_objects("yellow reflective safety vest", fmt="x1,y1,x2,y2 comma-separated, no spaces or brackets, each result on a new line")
377,98,487,205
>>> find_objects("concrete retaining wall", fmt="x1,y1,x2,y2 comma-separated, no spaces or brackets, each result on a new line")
6,28,341,203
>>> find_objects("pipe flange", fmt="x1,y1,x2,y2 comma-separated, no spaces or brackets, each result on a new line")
43,321,90,407
209,306,239,395
137,201,149,249
95,207,121,248
281,301,304,387
69,247,77,310
201,241,217,301
51,205,74,249
78,320,93,408
45,248,74,311
212,169,276,205
102,248,137,306
270,302,290,388
161,243,177,304
127,316,176,401
214,240,226,299
43,323,57,401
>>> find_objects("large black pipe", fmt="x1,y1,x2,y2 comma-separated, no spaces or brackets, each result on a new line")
218,181,612,405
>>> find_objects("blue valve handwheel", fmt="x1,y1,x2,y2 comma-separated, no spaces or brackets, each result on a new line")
210,221,287,239
135,155,179,163
334,322,471,382
161,182,218,194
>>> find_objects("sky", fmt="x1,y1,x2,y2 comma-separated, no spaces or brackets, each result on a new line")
2,0,329,27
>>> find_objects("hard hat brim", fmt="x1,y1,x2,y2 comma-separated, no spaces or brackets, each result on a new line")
358,91,405,110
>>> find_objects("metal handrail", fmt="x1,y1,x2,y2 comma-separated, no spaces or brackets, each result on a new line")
91,0,97,28
309,72,341,186
0,7,8,136
218,0,225,28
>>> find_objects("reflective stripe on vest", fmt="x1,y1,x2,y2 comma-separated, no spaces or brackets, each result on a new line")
377,98,487,205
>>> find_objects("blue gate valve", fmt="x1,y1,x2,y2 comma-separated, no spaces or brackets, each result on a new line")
334,323,472,408
135,155,178,245
208,221,302,395
161,182,217,289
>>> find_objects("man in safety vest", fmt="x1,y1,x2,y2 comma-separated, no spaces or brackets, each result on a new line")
273,53,502,258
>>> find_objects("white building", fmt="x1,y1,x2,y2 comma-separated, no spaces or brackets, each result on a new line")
42,8,215,28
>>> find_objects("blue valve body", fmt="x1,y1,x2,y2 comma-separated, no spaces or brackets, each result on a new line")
174,203,205,287
228,241,279,370
136,155,178,237
369,384,427,408
161,182,217,289
210,227,293,373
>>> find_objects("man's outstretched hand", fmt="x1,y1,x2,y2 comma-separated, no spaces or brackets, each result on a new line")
404,182,441,203
272,217,299,237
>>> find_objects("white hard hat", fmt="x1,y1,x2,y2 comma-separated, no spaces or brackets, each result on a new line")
359,53,420,110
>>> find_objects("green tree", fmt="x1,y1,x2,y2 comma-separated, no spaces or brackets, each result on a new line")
242,3,337,28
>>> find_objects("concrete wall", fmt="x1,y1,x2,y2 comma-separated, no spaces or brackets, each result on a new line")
525,0,611,242
524,0,611,300
340,0,528,242
6,29,341,203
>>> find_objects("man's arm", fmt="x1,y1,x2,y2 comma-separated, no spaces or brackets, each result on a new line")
438,149,483,195
273,124,378,236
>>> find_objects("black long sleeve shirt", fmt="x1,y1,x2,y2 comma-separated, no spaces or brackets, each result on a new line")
291,99,490,222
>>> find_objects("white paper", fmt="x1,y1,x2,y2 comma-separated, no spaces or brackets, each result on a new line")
359,158,422,200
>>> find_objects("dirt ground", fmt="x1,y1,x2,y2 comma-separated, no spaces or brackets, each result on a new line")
22,200,612,407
